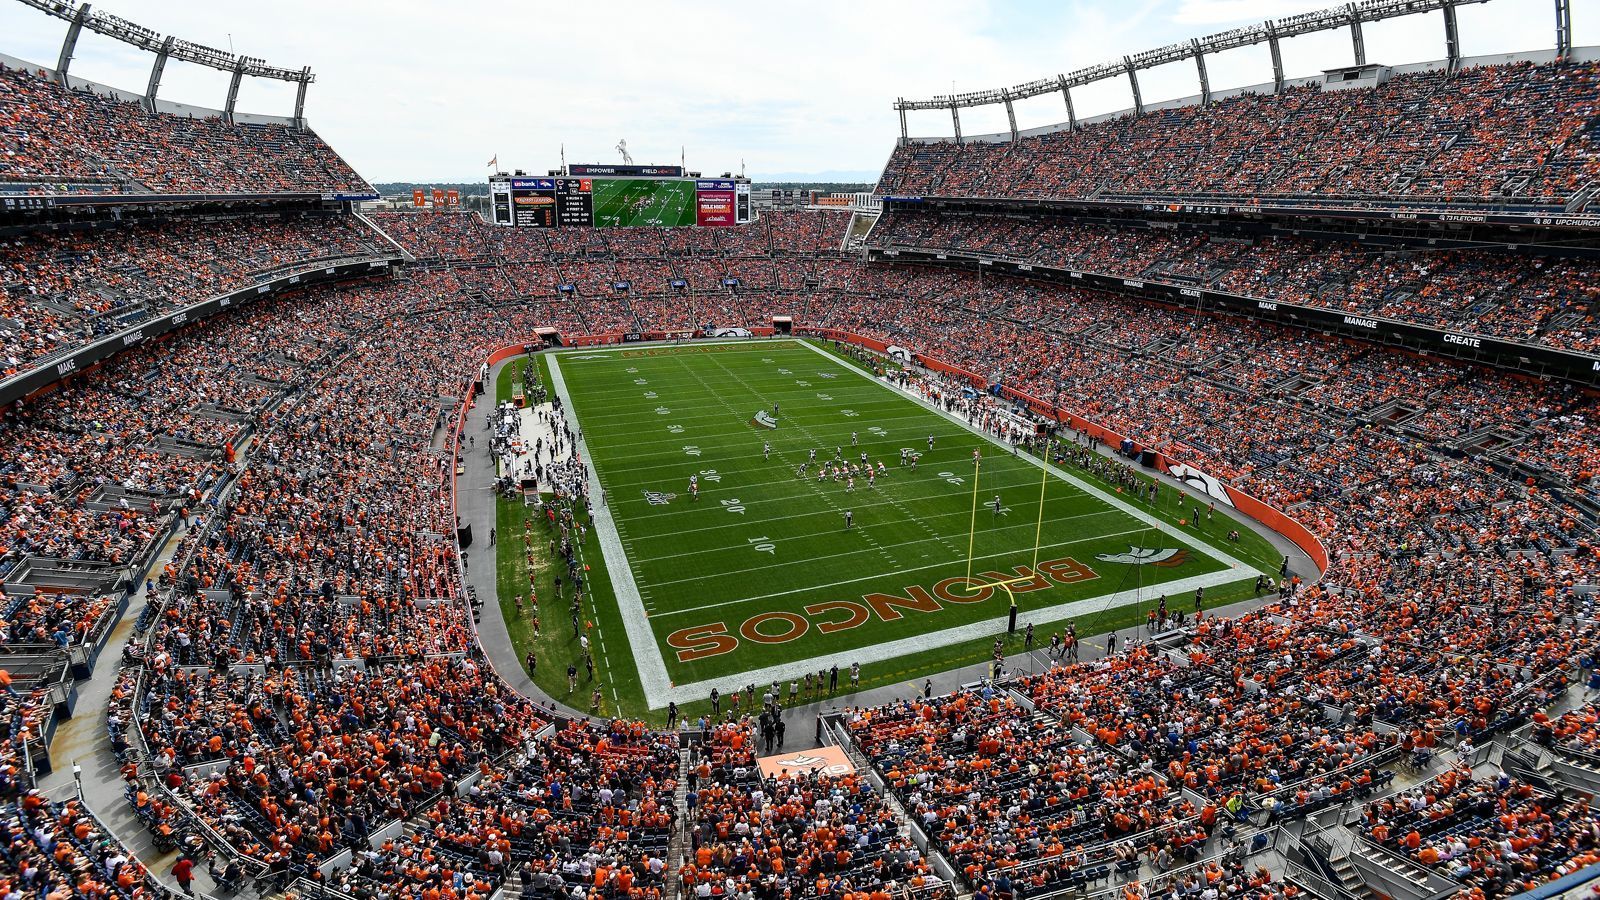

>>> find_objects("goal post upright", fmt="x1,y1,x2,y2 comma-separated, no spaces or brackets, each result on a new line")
1032,438,1051,572
966,452,981,582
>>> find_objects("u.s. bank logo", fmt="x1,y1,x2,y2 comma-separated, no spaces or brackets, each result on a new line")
643,490,677,505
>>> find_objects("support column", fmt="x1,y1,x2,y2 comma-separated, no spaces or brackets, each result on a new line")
1348,2,1367,67
1556,0,1572,59
950,103,963,146
224,57,247,125
1266,21,1285,92
144,36,174,113
55,3,91,87
897,101,908,143
1192,39,1211,106
1058,75,1077,130
1003,91,1018,142
1125,56,1144,116
293,67,312,130
1442,1,1461,71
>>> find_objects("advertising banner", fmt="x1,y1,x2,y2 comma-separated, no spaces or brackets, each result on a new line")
697,189,736,226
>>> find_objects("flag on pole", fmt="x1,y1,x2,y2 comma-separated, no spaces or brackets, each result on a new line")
486,154,498,169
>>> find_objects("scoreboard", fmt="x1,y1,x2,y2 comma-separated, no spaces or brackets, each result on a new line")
490,165,751,229
493,176,592,227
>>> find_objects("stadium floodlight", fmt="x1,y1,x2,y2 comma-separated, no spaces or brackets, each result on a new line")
891,0,1495,117
15,0,317,121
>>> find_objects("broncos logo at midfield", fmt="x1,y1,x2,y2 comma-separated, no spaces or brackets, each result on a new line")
1095,546,1190,567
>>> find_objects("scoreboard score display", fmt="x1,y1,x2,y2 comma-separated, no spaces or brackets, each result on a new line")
491,165,752,229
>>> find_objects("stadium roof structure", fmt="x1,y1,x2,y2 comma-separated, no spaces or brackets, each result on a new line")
16,0,316,126
892,0,1575,142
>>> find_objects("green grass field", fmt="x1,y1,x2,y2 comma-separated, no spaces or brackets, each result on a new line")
591,178,695,227
526,338,1278,713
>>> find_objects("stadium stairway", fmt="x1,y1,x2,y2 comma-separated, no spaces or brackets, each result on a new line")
32,523,227,898
663,743,691,900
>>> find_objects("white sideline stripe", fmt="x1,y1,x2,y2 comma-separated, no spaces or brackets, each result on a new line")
581,408,956,449
656,524,1178,615
547,354,675,707
644,523,1146,590
659,567,1246,705
620,496,1113,545
612,470,1088,519
555,338,1266,709
796,339,1259,573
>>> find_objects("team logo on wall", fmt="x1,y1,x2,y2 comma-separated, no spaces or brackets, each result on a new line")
1166,463,1236,507
1095,546,1190,567
643,490,677,505
710,327,753,338
751,410,778,429
757,745,855,778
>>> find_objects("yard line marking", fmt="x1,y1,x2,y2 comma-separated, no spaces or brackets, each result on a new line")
795,339,1260,573
652,525,1151,612
621,501,1114,544
671,350,905,570
552,338,1267,709
661,567,1249,705
614,471,1087,519
628,507,1122,567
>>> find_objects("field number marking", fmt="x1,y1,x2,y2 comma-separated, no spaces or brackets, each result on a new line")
747,536,776,554
698,469,722,482
721,498,746,514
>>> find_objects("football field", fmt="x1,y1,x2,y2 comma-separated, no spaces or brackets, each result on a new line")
591,178,695,227
549,339,1270,708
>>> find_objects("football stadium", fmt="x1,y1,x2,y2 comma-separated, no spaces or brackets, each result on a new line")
0,0,1599,898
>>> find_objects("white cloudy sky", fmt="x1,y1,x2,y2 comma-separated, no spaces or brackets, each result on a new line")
0,0,1591,182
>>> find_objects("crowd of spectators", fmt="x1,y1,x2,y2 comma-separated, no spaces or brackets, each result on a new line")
797,256,1600,898
0,63,370,196
877,60,1600,209
0,793,166,898
361,210,854,337
0,176,1592,900
0,212,391,372
684,721,947,900
1358,767,1600,898
867,210,1600,354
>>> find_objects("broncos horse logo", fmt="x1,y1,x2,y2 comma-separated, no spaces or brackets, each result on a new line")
1095,546,1190,567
